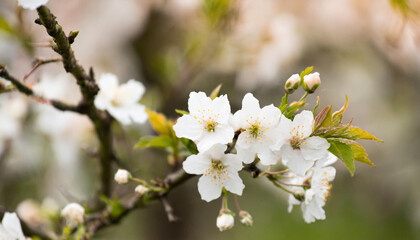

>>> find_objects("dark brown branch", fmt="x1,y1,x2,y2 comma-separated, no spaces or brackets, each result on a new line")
36,6,115,200
0,64,33,95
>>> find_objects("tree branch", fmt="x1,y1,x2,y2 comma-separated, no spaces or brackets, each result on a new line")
36,6,115,200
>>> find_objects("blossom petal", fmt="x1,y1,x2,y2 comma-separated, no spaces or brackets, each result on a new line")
127,104,148,124
300,136,330,161
259,104,281,126
173,115,203,140
188,92,211,115
183,155,211,175
98,73,119,97
224,172,245,196
118,80,145,104
288,194,301,213
206,144,228,160
198,175,222,202
107,105,131,125
2,213,25,240
282,144,314,176
257,148,279,165
236,146,256,164
242,93,260,113
301,196,326,223
222,154,243,172
196,124,234,152
94,94,110,110
212,95,231,123
292,110,313,138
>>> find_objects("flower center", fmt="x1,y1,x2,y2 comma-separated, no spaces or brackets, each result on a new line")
244,117,270,145
249,124,261,138
204,160,229,186
290,125,305,149
206,121,218,132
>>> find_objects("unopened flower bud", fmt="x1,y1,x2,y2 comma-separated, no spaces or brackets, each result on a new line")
114,169,131,184
216,211,234,231
61,203,84,228
303,72,321,93
239,210,253,227
284,74,301,94
134,185,149,195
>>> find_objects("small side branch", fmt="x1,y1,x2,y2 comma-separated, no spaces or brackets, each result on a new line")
23,58,61,81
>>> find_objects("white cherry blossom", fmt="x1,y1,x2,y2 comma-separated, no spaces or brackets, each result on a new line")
18,0,49,10
277,110,330,176
288,154,337,223
230,93,282,165
0,212,26,240
173,92,234,152
94,73,147,125
183,144,244,202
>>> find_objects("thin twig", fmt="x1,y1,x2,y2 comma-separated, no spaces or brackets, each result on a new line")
160,196,179,222
23,58,61,81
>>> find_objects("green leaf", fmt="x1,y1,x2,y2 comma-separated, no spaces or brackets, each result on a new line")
146,109,172,136
347,140,375,167
180,138,198,154
314,124,383,142
209,84,222,100
299,66,314,83
175,109,189,116
328,139,355,175
134,135,174,149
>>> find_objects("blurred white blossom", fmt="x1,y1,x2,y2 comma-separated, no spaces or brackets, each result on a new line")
61,203,85,228
114,169,131,184
94,73,148,125
18,0,49,10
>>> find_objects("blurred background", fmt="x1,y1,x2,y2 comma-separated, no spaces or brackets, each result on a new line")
0,0,420,239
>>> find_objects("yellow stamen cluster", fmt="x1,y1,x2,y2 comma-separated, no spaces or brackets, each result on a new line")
320,172,332,201
204,160,229,186
290,125,305,148
244,117,270,145
194,109,221,133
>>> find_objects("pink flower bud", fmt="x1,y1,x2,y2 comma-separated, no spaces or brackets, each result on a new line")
303,72,321,93
284,74,301,93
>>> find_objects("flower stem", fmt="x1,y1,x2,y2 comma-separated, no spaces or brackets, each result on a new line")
233,194,241,212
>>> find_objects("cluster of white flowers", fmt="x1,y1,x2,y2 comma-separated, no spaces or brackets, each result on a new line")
174,72,334,223
287,153,337,223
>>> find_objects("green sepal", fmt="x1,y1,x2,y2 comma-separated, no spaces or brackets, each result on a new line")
180,138,198,154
